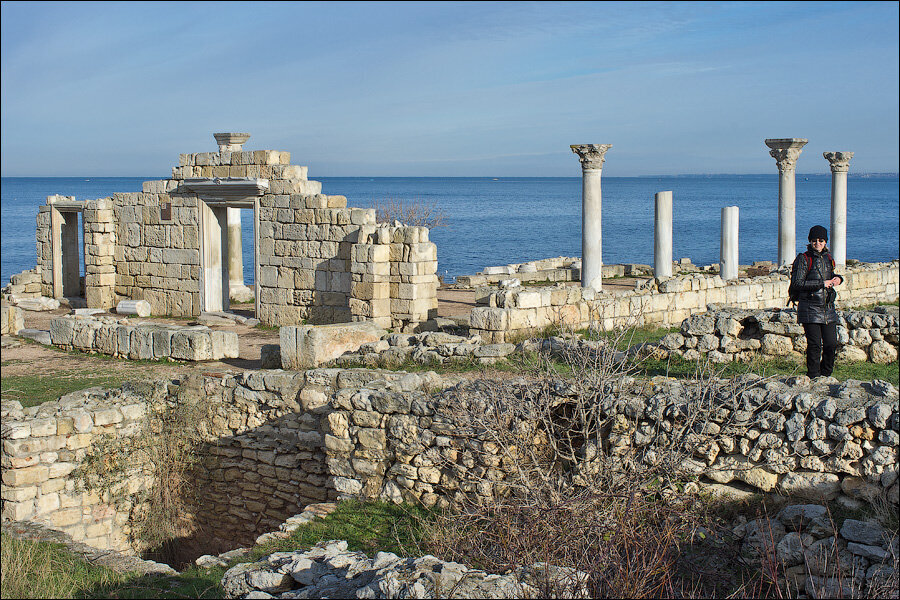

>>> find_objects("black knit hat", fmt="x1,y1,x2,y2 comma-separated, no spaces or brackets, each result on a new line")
808,225,828,242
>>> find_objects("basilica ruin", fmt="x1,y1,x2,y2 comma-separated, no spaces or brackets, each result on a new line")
33,133,438,331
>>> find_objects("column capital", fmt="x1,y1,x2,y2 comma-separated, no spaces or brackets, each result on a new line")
214,132,251,152
571,144,612,170
765,138,808,172
823,151,854,173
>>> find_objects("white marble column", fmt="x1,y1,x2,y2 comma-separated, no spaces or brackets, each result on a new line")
720,206,739,281
765,138,808,267
571,144,612,290
227,207,244,289
654,191,673,278
824,151,853,266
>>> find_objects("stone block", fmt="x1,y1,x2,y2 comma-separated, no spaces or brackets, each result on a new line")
280,321,386,369
171,329,213,361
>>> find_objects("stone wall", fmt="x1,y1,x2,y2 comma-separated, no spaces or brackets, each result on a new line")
471,261,900,342
1,303,24,335
30,138,439,330
4,368,897,556
47,315,239,362
1,387,153,552
660,306,899,364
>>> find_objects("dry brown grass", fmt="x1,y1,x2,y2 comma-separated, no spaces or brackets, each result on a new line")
373,198,446,229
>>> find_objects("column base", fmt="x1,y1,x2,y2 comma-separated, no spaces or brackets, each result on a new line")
229,283,255,304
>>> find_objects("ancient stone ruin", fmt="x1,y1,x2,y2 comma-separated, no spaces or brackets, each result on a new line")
31,133,438,331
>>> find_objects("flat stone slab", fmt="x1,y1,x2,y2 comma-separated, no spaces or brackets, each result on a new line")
18,329,51,345
281,321,386,369
15,297,60,312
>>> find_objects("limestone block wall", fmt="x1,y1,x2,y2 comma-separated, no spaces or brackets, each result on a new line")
471,261,900,342
28,137,440,330
660,307,899,364
350,223,438,330
47,315,239,361
83,199,117,309
1,387,155,552
1,303,25,335
111,181,201,316
3,369,898,557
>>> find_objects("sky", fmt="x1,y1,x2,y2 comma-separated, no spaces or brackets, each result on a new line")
1,1,898,177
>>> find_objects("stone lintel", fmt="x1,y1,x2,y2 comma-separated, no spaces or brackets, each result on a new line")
765,138,808,172
214,132,251,152
182,177,269,198
571,144,613,170
823,151,854,173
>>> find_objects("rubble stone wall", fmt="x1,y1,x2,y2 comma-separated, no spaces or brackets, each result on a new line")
4,369,897,555
661,306,899,364
471,261,900,342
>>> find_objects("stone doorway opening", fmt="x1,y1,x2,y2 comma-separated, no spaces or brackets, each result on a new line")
49,200,85,300
199,197,259,315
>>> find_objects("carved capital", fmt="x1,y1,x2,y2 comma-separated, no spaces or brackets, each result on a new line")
571,144,612,170
823,151,853,173
214,132,251,152
765,138,808,172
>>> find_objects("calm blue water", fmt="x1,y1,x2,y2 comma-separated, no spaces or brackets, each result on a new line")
2,175,898,287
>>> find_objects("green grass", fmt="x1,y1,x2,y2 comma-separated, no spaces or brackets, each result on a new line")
251,500,433,560
1,500,433,599
1,374,133,408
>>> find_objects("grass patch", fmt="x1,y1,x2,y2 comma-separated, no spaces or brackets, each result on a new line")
1,374,132,408
252,500,434,560
0,532,128,599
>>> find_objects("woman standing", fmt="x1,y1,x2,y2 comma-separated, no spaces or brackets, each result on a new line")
789,225,844,378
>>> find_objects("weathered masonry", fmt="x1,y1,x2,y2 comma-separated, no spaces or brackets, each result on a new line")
34,133,438,330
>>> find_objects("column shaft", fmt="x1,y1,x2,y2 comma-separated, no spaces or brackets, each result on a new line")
765,138,807,267
654,191,673,278
824,151,853,267
582,169,603,290
830,171,848,266
720,206,739,280
571,144,612,291
227,207,244,287
777,169,796,267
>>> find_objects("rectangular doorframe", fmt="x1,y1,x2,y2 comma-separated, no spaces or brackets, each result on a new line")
198,196,258,314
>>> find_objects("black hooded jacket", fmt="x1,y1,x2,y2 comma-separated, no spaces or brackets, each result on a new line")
789,245,843,324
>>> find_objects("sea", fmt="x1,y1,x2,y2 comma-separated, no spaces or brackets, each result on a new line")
2,175,898,288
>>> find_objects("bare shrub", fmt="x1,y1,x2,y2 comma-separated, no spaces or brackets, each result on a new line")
71,378,210,561
373,198,446,229
422,313,780,597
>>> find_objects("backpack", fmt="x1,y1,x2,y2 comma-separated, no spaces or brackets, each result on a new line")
788,251,835,306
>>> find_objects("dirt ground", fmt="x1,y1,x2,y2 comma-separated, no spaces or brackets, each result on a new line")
0,281,640,384
0,287,481,381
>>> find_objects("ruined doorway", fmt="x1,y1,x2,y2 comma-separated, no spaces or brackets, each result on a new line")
199,198,259,314
50,202,85,299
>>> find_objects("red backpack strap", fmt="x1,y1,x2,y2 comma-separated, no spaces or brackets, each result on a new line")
805,252,813,271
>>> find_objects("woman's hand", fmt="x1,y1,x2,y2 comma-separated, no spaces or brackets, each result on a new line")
824,277,841,288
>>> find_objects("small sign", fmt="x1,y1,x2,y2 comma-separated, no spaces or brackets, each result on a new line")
160,201,172,221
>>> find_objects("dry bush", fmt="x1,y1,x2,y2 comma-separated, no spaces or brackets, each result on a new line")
373,198,446,229
423,316,776,597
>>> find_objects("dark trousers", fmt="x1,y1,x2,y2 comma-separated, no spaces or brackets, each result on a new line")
802,322,838,378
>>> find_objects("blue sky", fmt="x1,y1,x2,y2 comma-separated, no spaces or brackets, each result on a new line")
1,1,898,176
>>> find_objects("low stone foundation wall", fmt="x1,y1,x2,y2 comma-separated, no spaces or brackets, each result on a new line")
455,256,655,287
1,303,24,335
659,306,899,364
48,315,239,361
3,369,897,557
470,261,900,342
